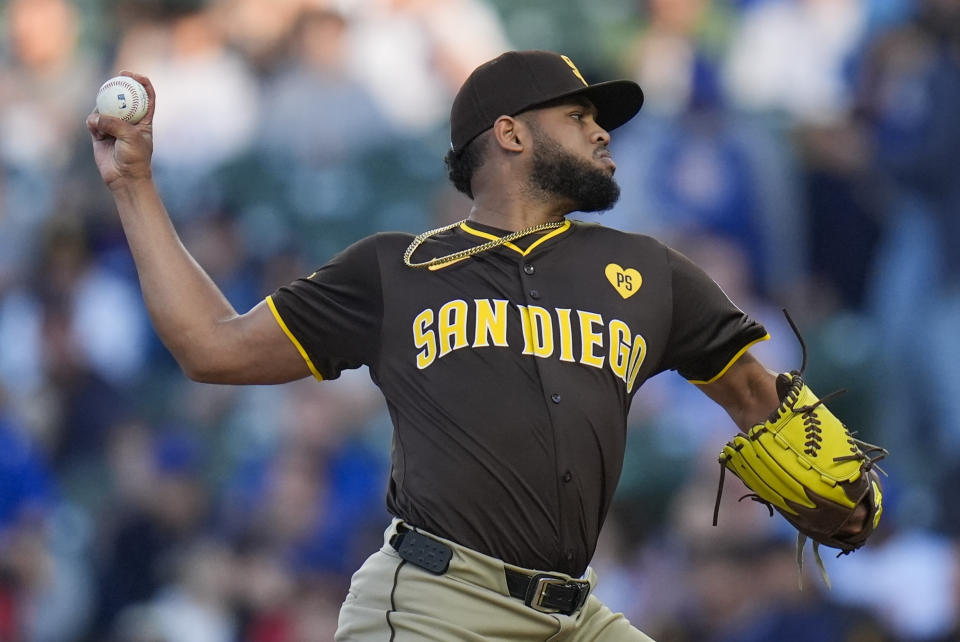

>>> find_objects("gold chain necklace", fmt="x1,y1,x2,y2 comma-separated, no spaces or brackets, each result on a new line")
403,219,566,269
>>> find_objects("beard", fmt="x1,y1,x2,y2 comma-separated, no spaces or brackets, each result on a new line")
526,124,621,213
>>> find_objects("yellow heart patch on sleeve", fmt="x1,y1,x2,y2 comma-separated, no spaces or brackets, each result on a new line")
604,264,642,299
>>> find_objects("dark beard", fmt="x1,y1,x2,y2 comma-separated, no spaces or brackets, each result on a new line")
527,125,620,213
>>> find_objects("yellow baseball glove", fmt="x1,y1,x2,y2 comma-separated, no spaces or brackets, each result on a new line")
713,313,887,587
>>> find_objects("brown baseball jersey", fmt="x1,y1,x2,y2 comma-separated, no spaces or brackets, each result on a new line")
267,219,768,576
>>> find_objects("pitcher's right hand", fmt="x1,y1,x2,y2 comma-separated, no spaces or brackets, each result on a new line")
87,71,156,190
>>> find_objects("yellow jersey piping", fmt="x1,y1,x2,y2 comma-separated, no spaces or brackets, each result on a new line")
459,220,571,256
688,333,771,385
265,295,324,381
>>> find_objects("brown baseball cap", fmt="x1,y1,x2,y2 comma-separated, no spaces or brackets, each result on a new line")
449,50,644,154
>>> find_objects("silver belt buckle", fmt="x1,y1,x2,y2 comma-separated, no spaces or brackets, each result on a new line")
525,574,590,614
528,575,567,613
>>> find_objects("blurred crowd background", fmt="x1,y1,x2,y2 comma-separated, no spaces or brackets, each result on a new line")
0,0,959,639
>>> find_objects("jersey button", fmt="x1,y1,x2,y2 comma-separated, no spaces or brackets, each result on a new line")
529,289,540,299
523,263,535,275
562,471,573,483
550,393,561,404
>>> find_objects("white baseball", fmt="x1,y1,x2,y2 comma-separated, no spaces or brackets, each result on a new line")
95,76,149,124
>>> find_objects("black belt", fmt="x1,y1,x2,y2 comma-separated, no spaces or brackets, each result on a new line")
390,525,590,616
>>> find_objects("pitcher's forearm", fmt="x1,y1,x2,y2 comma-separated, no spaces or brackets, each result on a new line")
697,353,780,432
110,178,238,368
87,75,309,384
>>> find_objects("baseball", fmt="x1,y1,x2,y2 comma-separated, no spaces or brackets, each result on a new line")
95,76,149,124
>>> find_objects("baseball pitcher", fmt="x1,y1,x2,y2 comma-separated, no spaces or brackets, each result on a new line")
87,50,884,641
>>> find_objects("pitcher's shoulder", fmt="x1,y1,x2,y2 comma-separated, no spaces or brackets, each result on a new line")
569,220,667,251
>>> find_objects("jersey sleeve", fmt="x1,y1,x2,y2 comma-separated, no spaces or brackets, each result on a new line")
266,234,382,380
660,247,769,383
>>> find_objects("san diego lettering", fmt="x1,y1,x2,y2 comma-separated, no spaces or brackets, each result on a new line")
412,298,647,392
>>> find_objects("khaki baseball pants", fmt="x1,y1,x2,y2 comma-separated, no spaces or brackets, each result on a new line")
335,519,655,641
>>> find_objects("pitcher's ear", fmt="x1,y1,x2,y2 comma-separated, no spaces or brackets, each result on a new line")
492,115,525,153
